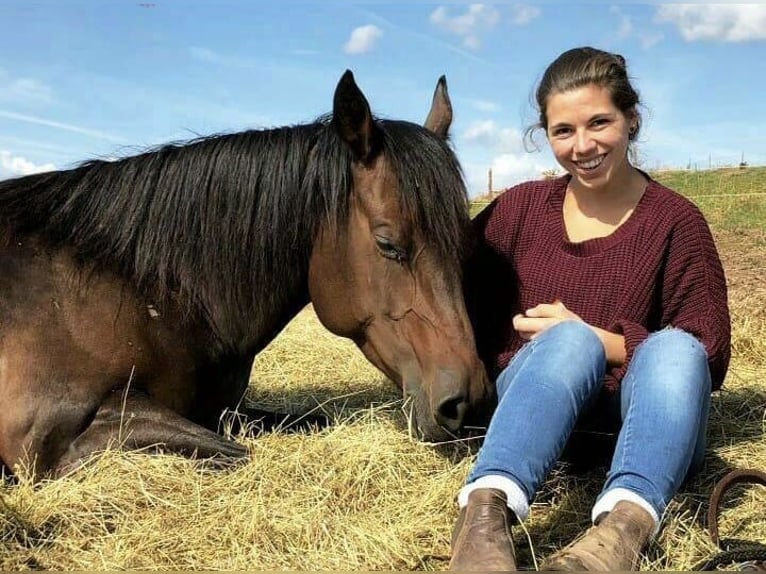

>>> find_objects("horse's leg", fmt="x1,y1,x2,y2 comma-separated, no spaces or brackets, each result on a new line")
192,356,331,436
231,405,331,435
55,389,249,477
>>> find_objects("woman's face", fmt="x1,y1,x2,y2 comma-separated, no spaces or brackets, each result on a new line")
545,83,635,192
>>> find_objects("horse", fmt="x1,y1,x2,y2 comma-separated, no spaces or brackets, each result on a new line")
0,70,492,478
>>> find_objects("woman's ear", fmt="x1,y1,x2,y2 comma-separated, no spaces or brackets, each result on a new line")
626,109,639,134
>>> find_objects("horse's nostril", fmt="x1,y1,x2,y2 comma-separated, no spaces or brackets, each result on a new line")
436,395,468,432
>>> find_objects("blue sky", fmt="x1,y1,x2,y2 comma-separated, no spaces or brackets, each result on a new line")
1,1,764,197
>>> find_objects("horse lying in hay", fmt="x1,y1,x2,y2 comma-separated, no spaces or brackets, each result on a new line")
0,71,492,479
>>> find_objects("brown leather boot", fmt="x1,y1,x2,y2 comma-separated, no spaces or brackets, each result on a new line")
541,501,655,571
449,488,517,571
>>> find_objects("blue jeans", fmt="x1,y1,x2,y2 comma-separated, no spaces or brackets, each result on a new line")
466,321,711,522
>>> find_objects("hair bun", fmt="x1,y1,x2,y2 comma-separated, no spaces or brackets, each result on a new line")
614,53,627,69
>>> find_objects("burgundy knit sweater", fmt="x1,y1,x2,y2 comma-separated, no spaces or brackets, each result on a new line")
464,174,731,392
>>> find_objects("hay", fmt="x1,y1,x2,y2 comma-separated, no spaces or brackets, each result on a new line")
1,223,765,571
1,413,471,570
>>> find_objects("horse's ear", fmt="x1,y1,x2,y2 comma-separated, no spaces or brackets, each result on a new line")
333,70,380,163
424,75,452,139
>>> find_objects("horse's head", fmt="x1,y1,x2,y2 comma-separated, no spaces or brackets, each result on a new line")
308,71,493,442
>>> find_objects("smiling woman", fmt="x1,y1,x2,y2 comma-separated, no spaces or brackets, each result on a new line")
451,46,731,572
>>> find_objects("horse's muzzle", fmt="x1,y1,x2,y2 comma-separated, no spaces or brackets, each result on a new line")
404,366,494,442
432,373,470,434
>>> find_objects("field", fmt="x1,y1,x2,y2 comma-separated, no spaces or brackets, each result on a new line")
1,167,764,570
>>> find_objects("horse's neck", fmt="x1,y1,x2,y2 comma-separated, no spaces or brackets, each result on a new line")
243,281,311,355
201,192,315,358
1,132,319,360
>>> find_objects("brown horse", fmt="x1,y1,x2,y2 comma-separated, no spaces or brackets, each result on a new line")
0,71,491,478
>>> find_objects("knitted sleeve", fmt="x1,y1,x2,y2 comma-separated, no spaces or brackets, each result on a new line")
608,206,731,391
658,208,731,390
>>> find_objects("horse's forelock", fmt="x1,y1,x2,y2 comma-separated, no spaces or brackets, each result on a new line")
377,120,471,266
307,119,471,270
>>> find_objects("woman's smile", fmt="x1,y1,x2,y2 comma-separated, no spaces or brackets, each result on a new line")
572,153,607,175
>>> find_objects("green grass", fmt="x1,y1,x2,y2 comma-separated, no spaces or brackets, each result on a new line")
652,165,766,197
469,202,489,219
653,166,766,232
471,166,766,231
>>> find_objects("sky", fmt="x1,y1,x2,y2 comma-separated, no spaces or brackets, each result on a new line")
1,1,764,197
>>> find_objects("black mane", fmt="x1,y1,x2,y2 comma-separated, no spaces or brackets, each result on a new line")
0,116,470,342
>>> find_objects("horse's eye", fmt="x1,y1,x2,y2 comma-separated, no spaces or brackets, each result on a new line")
375,236,408,263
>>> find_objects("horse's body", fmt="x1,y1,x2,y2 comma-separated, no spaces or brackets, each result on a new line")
0,71,491,478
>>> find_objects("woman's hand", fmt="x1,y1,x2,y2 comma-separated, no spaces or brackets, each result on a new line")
513,300,626,366
512,300,582,340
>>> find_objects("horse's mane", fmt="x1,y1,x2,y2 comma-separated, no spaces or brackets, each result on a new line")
0,116,470,339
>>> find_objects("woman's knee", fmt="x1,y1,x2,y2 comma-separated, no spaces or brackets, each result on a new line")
642,327,706,354
536,320,605,361
498,321,605,399
627,328,711,402
635,328,709,381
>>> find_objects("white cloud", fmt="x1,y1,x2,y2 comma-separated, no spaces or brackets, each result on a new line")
656,5,766,42
430,4,500,50
490,153,556,188
638,30,664,50
609,6,633,39
0,69,53,104
460,119,557,196
471,99,501,113
510,4,541,26
617,14,632,39
463,152,556,197
462,120,524,153
0,150,55,178
605,6,662,49
344,25,383,55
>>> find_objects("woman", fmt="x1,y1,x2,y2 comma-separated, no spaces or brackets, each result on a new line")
450,46,731,571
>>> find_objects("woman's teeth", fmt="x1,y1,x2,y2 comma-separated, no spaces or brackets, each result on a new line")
576,156,604,170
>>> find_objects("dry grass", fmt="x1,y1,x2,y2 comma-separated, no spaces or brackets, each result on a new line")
1,176,765,570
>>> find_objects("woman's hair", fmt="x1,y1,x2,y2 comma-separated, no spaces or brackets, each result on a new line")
524,46,642,151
